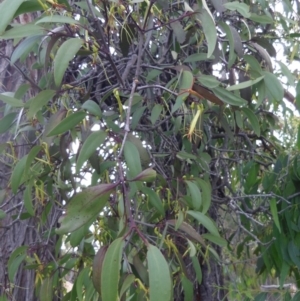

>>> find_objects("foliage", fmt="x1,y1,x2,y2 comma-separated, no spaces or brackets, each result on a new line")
0,0,300,300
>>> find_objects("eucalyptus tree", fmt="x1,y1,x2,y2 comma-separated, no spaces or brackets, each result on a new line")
0,0,299,301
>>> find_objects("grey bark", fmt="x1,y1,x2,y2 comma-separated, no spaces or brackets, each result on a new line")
0,14,60,301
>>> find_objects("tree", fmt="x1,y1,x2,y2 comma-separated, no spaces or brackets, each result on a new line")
0,0,299,301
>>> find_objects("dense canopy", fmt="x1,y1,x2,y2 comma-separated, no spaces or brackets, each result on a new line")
0,0,300,300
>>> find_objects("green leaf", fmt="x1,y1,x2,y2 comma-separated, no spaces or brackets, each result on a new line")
0,113,17,134
277,61,296,86
24,183,34,216
11,155,28,194
179,70,194,91
170,21,186,44
195,178,211,214
197,75,220,89
297,125,300,150
185,180,202,210
166,220,205,246
141,186,165,216
0,24,44,39
11,35,42,64
181,275,193,301
249,13,273,24
39,277,53,301
82,100,102,117
54,38,83,87
197,9,217,58
224,1,251,18
0,93,24,107
56,183,117,235
124,140,142,178
270,198,281,233
101,238,124,301
14,0,43,17
172,92,189,113
92,246,108,295
263,71,284,101
212,87,247,106
242,108,261,136
0,209,6,220
191,256,202,284
219,22,235,68
47,111,86,136
119,274,135,299
288,241,300,269
76,131,107,173
147,244,172,301
187,210,220,236
184,53,213,63
0,0,24,35
127,134,150,169
129,168,156,183
27,90,56,118
253,292,267,301
24,145,42,178
227,76,264,91
8,246,28,282
202,234,227,247
36,15,80,25
151,104,162,124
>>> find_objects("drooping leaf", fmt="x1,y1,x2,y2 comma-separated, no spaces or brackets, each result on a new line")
270,198,281,233
11,155,28,194
167,220,206,246
76,130,107,173
24,183,34,216
119,274,135,299
0,93,24,107
212,87,247,106
195,178,211,214
0,0,24,35
0,113,17,134
185,180,202,210
129,168,156,182
56,183,118,235
224,1,251,18
82,100,102,118
35,15,80,25
0,209,6,220
47,111,86,137
219,22,236,68
227,76,264,91
27,90,56,118
127,133,150,168
8,246,28,282
39,277,53,301
197,75,220,89
124,140,142,178
197,9,217,58
53,38,83,87
263,71,284,101
141,186,165,216
242,108,261,136
0,24,44,39
184,53,213,63
170,21,186,44
151,104,162,125
101,238,124,301
92,246,108,295
187,210,220,237
147,244,172,301
11,35,42,64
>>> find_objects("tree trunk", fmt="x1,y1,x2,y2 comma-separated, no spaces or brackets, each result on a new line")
0,14,60,301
